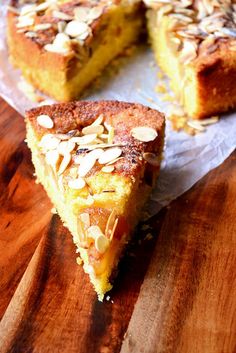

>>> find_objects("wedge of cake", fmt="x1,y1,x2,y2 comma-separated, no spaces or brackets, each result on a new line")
25,101,165,300
146,0,236,119
7,0,144,101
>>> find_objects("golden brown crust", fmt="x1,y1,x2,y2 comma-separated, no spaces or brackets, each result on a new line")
26,100,165,177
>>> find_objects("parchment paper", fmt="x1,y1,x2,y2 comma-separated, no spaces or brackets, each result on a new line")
0,1,235,215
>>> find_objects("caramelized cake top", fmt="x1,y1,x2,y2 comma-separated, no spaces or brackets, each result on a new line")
26,100,165,179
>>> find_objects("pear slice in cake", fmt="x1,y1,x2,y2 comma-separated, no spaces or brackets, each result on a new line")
25,101,165,300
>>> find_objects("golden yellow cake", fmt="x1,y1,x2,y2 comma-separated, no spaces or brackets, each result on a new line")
25,100,165,300
7,0,144,101
146,0,236,119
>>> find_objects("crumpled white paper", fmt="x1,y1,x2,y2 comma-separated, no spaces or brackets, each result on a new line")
0,1,235,215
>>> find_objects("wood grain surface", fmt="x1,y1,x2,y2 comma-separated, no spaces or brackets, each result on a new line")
0,97,235,353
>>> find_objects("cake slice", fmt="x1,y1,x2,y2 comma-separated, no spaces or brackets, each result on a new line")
7,0,144,101
25,100,165,300
146,0,236,119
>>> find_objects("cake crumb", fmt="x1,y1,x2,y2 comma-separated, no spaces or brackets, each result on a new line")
51,207,57,214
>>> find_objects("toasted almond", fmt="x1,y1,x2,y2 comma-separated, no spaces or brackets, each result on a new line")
87,225,103,239
77,149,103,177
34,23,52,31
143,152,160,167
82,124,104,135
87,6,103,21
95,234,110,254
58,153,71,175
37,114,54,129
110,218,118,241
69,167,78,178
198,116,219,126
77,217,86,243
101,165,114,173
131,126,157,142
65,20,90,37
105,209,116,238
91,114,104,126
68,177,85,190
52,10,73,21
58,140,76,155
71,134,97,145
45,150,60,169
17,16,35,28
106,156,123,165
74,7,90,21
79,213,90,228
39,134,60,150
187,120,206,131
98,147,122,165
108,127,114,144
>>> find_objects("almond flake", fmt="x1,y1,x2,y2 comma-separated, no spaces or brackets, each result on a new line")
52,10,73,21
34,23,52,31
68,177,85,190
98,147,122,165
74,7,90,21
110,218,118,241
131,126,157,142
87,225,103,239
17,16,35,28
40,134,60,150
187,120,206,132
77,149,103,177
143,152,160,167
45,149,60,169
37,114,54,129
65,20,90,38
87,7,103,21
58,153,71,175
71,134,97,145
79,213,90,228
105,209,117,238
101,165,114,173
58,140,76,155
82,124,104,135
95,234,110,254
198,116,219,126
91,114,104,126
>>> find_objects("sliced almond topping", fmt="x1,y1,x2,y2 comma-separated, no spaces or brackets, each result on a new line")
34,23,52,31
87,225,103,239
37,114,54,129
74,7,90,21
187,120,206,132
91,114,104,126
45,150,60,169
77,149,103,177
95,235,110,254
106,156,124,165
68,177,85,190
87,6,103,21
79,213,90,228
58,153,71,175
39,134,60,151
110,218,118,241
52,10,73,21
105,209,116,238
58,140,76,155
131,126,157,142
17,16,35,28
101,165,114,173
198,116,219,126
98,147,122,165
143,152,160,167
71,134,97,145
82,124,104,135
65,20,90,38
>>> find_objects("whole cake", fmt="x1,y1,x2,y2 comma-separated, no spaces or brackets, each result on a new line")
25,100,165,300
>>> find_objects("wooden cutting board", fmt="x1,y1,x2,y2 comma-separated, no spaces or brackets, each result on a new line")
0,97,235,353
